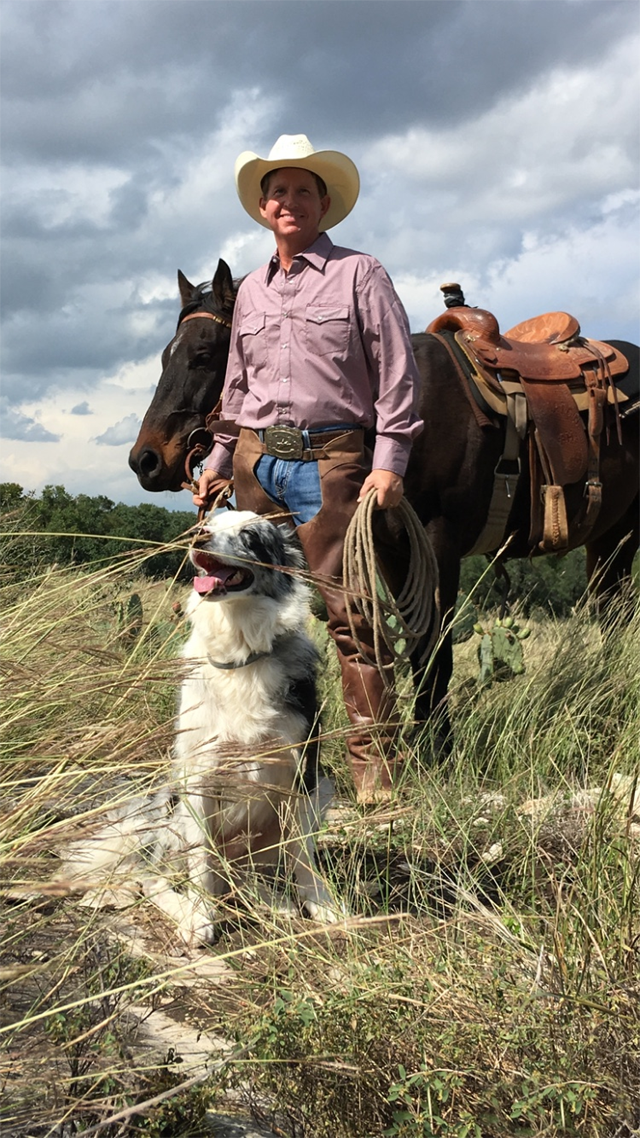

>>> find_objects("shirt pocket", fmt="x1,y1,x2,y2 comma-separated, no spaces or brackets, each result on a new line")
239,312,267,371
304,305,350,358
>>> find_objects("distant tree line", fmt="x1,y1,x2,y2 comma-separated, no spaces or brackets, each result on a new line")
457,550,588,624
0,482,197,580
1,481,593,612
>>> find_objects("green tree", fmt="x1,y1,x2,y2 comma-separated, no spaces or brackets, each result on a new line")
459,550,588,619
0,482,197,580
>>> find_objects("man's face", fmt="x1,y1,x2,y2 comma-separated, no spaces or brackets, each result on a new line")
259,167,330,248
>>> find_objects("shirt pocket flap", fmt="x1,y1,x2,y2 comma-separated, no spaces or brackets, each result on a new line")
306,305,350,325
240,313,266,336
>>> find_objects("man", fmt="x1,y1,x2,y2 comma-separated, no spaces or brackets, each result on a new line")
195,134,423,803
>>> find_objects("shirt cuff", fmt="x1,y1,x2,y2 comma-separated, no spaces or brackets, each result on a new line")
205,437,236,479
372,434,413,477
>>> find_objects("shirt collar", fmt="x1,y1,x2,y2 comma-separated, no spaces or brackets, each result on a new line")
264,232,334,283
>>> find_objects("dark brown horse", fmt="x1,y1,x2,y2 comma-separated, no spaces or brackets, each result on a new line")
129,261,639,742
129,264,236,492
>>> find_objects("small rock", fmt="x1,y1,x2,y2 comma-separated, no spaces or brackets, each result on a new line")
481,842,504,865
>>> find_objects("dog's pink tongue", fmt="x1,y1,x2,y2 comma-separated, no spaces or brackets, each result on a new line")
193,565,236,594
193,576,219,594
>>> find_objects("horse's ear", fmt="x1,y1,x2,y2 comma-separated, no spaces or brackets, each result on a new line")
177,270,196,307
212,259,236,313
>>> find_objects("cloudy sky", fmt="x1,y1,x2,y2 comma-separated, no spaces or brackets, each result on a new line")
1,0,638,507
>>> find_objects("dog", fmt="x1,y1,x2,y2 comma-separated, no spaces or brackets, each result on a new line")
60,510,340,947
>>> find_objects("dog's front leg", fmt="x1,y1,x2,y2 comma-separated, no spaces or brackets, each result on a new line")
284,792,345,923
144,795,221,949
179,794,229,944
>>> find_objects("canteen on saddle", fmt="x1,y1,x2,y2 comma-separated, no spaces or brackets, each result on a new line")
426,288,631,553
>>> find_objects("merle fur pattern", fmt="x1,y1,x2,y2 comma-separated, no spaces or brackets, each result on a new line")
60,511,340,948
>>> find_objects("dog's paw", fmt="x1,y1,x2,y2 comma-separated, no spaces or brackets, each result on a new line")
177,900,219,949
143,880,219,949
303,898,348,924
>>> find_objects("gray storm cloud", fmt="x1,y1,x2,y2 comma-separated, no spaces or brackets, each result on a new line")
1,0,638,501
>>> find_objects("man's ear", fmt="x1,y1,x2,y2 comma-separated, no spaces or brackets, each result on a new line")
259,196,268,220
319,195,331,220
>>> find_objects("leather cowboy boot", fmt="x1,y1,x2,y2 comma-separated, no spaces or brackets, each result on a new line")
332,623,402,803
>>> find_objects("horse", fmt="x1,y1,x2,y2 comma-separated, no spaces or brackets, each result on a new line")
129,260,639,744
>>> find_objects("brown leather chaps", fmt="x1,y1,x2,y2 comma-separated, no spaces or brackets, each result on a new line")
232,428,401,800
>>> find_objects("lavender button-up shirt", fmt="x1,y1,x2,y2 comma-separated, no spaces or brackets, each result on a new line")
207,232,423,478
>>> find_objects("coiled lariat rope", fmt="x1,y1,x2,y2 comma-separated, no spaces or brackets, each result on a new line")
343,490,440,690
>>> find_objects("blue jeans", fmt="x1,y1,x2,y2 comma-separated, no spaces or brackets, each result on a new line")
253,454,322,526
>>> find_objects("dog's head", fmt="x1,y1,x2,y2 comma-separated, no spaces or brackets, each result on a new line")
190,511,303,602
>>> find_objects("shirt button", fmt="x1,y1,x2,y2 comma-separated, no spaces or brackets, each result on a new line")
280,377,289,383
281,343,288,349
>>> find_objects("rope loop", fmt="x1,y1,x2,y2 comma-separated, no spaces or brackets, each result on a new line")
342,491,440,689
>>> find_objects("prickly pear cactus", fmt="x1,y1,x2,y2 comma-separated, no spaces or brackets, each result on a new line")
474,615,531,686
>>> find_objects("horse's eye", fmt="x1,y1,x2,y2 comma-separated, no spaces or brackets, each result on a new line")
189,352,215,370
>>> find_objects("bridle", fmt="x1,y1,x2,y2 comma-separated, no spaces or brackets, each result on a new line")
174,306,234,511
180,310,233,330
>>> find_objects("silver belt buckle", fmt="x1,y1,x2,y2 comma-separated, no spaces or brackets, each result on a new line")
264,426,304,459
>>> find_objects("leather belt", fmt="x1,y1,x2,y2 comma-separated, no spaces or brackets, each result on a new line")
253,425,362,461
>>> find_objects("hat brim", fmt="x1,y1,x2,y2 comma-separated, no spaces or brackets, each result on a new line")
235,148,360,231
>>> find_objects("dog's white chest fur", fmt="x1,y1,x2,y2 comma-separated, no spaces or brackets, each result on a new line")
178,595,309,755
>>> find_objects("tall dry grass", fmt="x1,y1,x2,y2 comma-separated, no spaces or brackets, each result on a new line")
1,529,638,1136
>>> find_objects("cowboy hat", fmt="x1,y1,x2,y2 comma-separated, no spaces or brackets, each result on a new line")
235,134,360,231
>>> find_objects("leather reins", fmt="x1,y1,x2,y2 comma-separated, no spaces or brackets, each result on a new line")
176,308,234,521
178,308,233,481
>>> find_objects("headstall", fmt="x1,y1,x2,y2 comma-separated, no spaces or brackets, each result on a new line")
180,310,233,330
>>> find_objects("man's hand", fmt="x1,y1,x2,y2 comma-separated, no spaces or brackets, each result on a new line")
193,469,232,509
358,469,404,509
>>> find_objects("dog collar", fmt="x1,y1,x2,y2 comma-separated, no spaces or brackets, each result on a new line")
207,650,271,670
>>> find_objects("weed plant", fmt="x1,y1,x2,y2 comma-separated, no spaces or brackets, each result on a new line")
0,528,638,1137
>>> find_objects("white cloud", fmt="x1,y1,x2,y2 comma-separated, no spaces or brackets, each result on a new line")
95,414,142,447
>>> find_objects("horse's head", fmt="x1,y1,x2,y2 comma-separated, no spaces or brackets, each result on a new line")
128,260,237,492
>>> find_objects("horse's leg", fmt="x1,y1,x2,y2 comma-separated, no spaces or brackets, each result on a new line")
410,521,461,757
375,513,460,758
585,494,639,621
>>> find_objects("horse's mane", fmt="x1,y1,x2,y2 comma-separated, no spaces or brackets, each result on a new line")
177,277,243,329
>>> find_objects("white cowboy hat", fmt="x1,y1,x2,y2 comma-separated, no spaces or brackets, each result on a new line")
235,133,360,231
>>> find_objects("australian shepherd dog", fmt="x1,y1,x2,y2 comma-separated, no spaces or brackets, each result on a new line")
61,511,340,948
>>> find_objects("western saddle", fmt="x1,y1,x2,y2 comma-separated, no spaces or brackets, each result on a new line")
427,285,630,555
